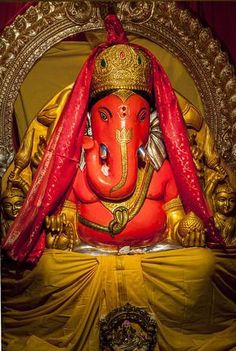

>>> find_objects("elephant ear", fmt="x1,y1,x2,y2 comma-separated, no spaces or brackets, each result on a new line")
147,110,167,170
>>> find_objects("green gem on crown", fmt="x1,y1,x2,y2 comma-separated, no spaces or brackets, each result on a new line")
101,58,106,68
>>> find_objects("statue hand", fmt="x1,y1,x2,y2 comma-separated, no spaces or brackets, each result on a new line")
8,171,22,186
212,169,227,183
191,144,204,161
178,212,206,247
190,144,205,178
45,213,76,250
31,135,47,168
38,135,47,152
45,213,67,234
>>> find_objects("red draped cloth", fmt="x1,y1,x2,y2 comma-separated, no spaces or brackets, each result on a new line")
2,15,224,264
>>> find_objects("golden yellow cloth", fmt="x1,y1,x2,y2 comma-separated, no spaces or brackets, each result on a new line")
2,248,236,351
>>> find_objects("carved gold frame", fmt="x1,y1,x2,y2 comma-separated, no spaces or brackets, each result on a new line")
0,1,235,176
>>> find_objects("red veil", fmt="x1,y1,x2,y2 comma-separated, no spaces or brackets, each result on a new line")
2,15,224,263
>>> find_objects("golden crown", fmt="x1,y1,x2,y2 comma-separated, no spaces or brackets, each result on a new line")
91,45,153,98
216,182,235,195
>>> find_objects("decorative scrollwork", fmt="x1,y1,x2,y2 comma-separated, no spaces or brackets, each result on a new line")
156,4,236,165
117,1,155,24
65,1,95,24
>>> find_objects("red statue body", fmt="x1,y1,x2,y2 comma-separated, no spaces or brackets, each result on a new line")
69,160,177,247
67,94,178,247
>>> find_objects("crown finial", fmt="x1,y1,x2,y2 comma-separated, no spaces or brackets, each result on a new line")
104,15,128,45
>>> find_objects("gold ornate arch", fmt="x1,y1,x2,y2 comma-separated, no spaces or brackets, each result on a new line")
0,1,235,176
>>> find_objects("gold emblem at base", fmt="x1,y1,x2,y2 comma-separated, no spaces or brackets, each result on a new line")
100,303,157,351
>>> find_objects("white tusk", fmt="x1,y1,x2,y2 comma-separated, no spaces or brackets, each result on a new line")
101,164,109,176
137,146,146,161
100,144,108,160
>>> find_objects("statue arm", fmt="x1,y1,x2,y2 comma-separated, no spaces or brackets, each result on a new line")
160,161,206,247
8,172,30,195
163,197,206,247
163,196,185,243
45,200,80,250
68,168,98,204
151,160,184,243
44,167,99,250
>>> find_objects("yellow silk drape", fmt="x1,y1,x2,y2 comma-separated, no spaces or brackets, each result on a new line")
3,248,236,351
14,33,203,140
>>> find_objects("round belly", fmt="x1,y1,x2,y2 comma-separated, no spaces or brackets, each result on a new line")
78,199,167,247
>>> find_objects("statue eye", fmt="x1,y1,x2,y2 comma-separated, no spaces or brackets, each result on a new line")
138,108,147,122
15,201,23,207
99,107,111,122
100,111,108,121
3,203,12,209
217,197,226,202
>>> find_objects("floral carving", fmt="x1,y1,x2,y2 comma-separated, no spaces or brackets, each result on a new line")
65,1,95,24
117,1,155,24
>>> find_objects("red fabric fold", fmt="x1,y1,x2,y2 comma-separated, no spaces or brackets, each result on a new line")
130,43,224,246
2,45,105,263
148,51,223,245
105,14,128,45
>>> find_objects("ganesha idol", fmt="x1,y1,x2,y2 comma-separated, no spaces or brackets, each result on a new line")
1,16,236,351
67,49,204,250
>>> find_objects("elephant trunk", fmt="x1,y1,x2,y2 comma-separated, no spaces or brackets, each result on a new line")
110,130,130,193
84,129,139,200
